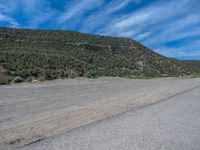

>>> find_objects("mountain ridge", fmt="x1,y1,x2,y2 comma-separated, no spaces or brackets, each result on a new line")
0,27,197,83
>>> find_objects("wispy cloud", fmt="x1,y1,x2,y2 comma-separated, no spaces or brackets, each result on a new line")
156,47,200,60
143,14,200,45
57,0,104,28
0,13,19,27
135,32,152,41
99,0,194,36
0,0,57,28
0,1,19,27
20,0,58,28
154,37,200,59
80,0,135,32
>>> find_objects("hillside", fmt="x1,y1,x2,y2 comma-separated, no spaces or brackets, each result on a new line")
0,27,194,83
182,60,200,74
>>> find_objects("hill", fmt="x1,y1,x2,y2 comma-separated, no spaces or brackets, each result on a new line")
182,60,200,74
0,27,195,83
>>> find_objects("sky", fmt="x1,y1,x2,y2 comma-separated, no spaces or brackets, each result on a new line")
0,0,200,60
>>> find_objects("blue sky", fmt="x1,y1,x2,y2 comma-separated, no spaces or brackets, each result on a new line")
0,0,200,60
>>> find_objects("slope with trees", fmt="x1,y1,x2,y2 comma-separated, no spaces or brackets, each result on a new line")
0,27,196,83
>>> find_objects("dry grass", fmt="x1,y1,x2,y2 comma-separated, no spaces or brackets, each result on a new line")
0,73,8,85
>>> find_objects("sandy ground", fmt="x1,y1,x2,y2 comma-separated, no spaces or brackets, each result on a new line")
0,77,200,149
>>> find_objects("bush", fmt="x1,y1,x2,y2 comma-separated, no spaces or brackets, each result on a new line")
84,69,98,78
0,74,8,85
191,74,200,78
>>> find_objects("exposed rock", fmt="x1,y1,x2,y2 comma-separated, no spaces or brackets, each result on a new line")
14,76,23,83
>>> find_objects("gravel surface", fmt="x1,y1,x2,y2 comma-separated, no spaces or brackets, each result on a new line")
0,77,200,149
20,85,200,150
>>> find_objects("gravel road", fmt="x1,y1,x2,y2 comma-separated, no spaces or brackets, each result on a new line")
20,82,200,150
0,77,200,149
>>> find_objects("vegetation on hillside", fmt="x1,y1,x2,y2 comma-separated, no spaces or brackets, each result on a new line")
0,27,197,83
0,67,8,85
182,60,200,74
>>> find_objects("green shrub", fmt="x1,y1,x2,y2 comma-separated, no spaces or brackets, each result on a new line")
137,73,147,79
84,69,98,78
191,74,200,78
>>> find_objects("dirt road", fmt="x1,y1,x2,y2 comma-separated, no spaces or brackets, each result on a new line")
0,78,200,149
21,81,200,150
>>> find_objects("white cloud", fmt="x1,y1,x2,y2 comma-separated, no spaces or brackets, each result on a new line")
135,32,152,41
58,0,104,24
144,13,200,46
99,0,194,36
0,1,19,27
154,38,200,59
80,0,136,32
156,47,200,59
0,13,19,26
20,0,58,28
0,0,58,28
